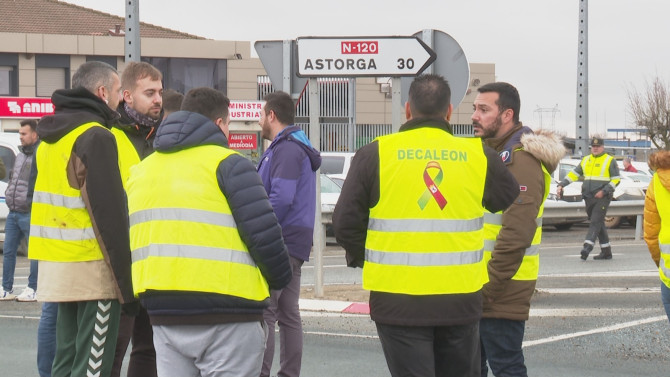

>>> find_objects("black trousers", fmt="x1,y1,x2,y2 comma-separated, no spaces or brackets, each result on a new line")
375,321,480,377
110,306,157,377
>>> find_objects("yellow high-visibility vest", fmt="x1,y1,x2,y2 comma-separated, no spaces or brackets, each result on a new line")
483,157,551,281
128,144,269,301
566,154,620,187
111,127,141,189
363,127,488,295
653,174,670,289
29,122,107,262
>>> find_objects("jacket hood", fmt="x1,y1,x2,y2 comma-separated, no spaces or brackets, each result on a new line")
153,110,228,152
37,87,119,143
649,150,670,190
520,129,566,174
276,125,322,172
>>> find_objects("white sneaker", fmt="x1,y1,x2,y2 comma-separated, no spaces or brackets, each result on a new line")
16,287,36,302
0,289,16,301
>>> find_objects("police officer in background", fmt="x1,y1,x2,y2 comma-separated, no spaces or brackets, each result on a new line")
557,136,620,260
333,74,519,377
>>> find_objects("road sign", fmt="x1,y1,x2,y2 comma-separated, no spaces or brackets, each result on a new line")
401,29,470,108
255,40,308,98
296,36,436,77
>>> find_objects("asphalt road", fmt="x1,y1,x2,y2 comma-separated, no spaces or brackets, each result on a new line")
2,222,670,376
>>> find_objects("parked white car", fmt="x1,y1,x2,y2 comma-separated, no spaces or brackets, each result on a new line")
321,152,355,181
0,132,22,253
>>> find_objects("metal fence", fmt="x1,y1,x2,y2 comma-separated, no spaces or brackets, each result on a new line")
257,76,474,152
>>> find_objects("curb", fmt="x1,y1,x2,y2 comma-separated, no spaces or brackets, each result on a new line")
299,298,370,314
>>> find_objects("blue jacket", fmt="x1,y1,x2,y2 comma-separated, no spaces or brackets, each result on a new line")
257,125,321,261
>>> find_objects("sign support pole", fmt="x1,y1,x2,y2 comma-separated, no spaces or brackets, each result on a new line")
391,77,403,133
309,77,324,298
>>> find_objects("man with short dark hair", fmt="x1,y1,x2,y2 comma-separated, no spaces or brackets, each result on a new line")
472,81,565,377
257,91,321,377
111,60,164,377
1,119,40,302
333,74,519,377
557,136,620,260
30,60,133,377
127,87,292,377
161,88,184,118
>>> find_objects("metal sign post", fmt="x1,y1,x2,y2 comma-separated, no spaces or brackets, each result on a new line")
124,0,141,62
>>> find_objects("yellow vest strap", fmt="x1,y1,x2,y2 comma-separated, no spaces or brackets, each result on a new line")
133,244,257,267
33,191,86,209
365,248,483,266
369,217,483,233
130,208,236,228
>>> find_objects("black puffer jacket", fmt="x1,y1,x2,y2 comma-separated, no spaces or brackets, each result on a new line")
138,111,292,325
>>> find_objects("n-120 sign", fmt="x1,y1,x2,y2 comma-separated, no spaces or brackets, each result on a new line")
297,36,436,77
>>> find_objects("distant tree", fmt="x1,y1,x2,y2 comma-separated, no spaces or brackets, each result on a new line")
627,76,670,150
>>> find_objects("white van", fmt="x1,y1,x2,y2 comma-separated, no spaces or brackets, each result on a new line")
320,152,355,182
0,132,22,253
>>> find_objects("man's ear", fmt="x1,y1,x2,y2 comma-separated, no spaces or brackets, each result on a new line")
123,89,132,104
405,102,412,121
446,103,453,122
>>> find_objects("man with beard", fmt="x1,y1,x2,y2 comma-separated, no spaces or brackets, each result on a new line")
30,60,133,377
472,82,565,377
111,61,163,377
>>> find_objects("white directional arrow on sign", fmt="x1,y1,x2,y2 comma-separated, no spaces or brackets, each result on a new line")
296,36,436,77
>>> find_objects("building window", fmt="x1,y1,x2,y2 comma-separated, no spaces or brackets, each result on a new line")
0,53,18,96
86,56,117,69
35,54,70,97
142,57,227,94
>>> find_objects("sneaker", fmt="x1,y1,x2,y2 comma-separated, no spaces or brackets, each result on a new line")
16,287,36,302
0,289,16,301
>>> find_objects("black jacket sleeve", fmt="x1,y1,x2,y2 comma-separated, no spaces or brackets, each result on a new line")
217,154,292,290
75,127,135,304
482,145,520,213
333,142,378,268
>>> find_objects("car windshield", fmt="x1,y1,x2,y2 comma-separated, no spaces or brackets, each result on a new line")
321,174,342,194
321,156,345,175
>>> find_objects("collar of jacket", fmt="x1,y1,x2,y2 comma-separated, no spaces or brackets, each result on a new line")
483,122,528,152
19,139,40,155
399,118,453,134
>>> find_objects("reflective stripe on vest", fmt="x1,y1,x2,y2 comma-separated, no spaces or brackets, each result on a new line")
567,154,620,187
483,158,551,281
28,122,107,262
111,127,141,189
128,144,269,301
363,127,488,295
653,174,670,288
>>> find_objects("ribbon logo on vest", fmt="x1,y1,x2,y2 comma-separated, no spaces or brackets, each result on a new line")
418,161,447,210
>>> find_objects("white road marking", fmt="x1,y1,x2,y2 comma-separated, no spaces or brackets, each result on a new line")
523,315,667,348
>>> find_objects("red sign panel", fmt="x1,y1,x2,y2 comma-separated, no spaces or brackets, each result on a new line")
0,97,55,118
228,133,258,150
341,41,379,54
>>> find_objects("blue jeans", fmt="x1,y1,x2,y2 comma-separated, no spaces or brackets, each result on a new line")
662,283,670,324
38,302,58,377
480,318,527,377
2,211,36,291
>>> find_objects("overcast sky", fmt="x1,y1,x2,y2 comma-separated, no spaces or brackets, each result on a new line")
63,0,670,137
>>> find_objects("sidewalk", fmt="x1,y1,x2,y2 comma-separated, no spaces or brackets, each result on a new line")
299,284,370,315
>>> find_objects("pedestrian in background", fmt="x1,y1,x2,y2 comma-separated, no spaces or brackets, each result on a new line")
472,82,565,376
643,150,670,323
623,157,638,172
126,87,292,377
257,91,321,377
30,60,134,377
557,136,620,260
111,61,163,377
1,119,40,302
161,88,184,119
333,74,519,377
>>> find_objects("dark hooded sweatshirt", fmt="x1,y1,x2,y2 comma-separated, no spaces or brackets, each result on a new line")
34,87,135,305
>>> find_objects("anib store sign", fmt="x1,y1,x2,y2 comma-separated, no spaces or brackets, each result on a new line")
0,97,55,118
228,133,257,150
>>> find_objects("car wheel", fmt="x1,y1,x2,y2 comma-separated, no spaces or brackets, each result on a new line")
604,215,622,229
554,223,574,231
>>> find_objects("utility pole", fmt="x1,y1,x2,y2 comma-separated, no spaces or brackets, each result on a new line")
534,105,561,131
125,0,141,62
575,0,589,154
